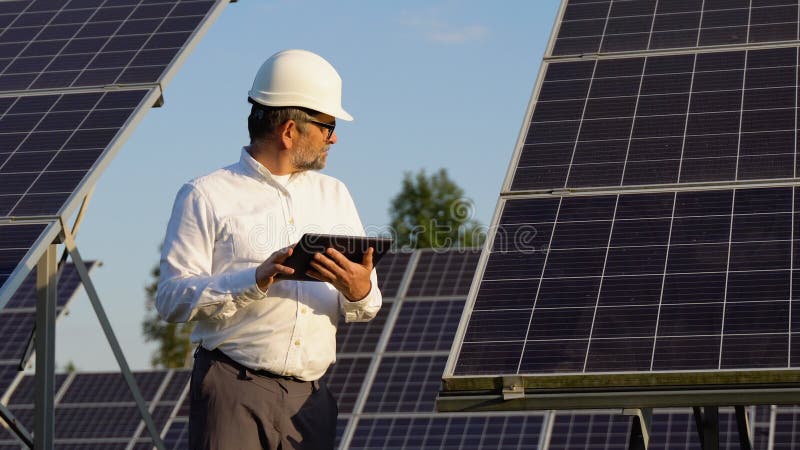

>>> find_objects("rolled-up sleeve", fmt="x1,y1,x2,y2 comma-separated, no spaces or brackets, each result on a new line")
156,183,265,323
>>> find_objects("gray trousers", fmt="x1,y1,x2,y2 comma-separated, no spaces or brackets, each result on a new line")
189,347,338,450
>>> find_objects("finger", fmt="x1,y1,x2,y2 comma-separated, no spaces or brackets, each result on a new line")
309,260,338,281
273,264,294,275
362,247,374,269
273,247,293,264
324,247,351,267
314,252,347,277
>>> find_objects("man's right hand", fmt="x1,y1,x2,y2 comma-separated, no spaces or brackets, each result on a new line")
255,246,295,292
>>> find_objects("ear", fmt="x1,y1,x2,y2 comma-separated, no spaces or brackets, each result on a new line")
277,120,298,149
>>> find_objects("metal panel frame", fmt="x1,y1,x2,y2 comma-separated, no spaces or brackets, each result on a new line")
0,220,62,312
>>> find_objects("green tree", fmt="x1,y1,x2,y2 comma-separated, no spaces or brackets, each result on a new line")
389,169,484,249
142,262,194,368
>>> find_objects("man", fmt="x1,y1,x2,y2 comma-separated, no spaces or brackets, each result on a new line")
156,49,381,450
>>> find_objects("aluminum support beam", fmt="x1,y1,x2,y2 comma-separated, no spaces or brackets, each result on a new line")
35,244,57,449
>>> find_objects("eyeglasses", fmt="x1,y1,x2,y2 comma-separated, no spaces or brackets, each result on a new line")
303,118,336,140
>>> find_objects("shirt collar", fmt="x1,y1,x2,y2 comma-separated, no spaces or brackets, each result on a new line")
239,146,306,188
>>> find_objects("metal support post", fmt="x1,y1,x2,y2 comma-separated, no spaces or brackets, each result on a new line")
735,406,753,450
35,244,57,450
624,408,651,450
0,400,32,448
693,406,720,450
60,224,165,450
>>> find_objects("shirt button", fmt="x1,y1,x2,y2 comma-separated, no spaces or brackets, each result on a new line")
288,218,294,224
301,307,307,314
294,340,300,346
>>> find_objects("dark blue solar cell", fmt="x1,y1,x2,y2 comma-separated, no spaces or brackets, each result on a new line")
14,11,56,26
11,192,69,216
652,336,720,370
50,9,94,25
586,338,653,371
0,113,41,133
599,275,663,306
31,71,79,90
82,109,132,129
36,111,87,131
132,3,173,19
9,94,59,113
158,15,203,33
519,339,587,373
46,54,92,71
465,309,530,342
64,128,119,150
0,223,46,248
0,196,18,216
16,132,68,154
0,27,41,43
98,90,146,109
0,73,35,90
117,65,164,83
0,1,27,15
21,39,68,57
72,68,123,87
62,37,106,54
0,42,26,57
104,35,149,52
89,51,138,69
48,149,103,171
118,18,161,35
144,31,192,49
455,341,523,375
77,21,122,38
52,92,102,111
658,303,723,336
92,6,135,21
132,48,179,66
1,151,56,172
174,2,214,16
28,170,85,194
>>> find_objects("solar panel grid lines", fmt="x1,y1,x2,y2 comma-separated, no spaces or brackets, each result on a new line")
336,300,393,355
0,0,221,92
552,0,800,57
0,88,154,219
509,46,800,192
405,248,482,298
449,186,800,391
0,370,184,448
347,414,547,450
322,357,371,414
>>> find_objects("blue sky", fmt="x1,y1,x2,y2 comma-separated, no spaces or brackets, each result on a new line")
55,0,561,371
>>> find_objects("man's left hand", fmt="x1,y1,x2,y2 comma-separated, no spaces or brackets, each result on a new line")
307,247,374,301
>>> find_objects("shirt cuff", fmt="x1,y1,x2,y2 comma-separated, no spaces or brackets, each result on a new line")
228,266,268,301
341,282,377,322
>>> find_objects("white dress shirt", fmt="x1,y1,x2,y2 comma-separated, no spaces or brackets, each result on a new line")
156,147,382,380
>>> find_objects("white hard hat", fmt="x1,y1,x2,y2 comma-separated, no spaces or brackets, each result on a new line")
248,49,353,121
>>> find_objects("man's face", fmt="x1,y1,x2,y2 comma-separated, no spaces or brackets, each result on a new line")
292,113,336,172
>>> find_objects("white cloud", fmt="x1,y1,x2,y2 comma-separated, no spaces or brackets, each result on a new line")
398,12,489,44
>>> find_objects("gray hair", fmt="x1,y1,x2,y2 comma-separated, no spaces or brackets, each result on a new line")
247,102,312,141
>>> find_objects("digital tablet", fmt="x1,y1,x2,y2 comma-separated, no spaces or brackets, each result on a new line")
279,233,394,281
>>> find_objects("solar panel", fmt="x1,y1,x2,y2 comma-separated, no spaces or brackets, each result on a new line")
0,0,228,327
405,248,481,297
445,187,800,402
385,299,462,353
375,252,413,298
553,0,800,56
0,370,185,448
0,88,154,218
511,46,800,191
322,357,371,414
336,301,393,355
0,0,220,91
347,415,546,450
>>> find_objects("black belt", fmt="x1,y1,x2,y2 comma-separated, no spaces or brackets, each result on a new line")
199,347,306,383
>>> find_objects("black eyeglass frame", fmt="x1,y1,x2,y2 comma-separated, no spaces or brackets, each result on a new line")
302,117,336,140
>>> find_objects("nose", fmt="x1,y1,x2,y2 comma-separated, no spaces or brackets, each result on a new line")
328,131,337,144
